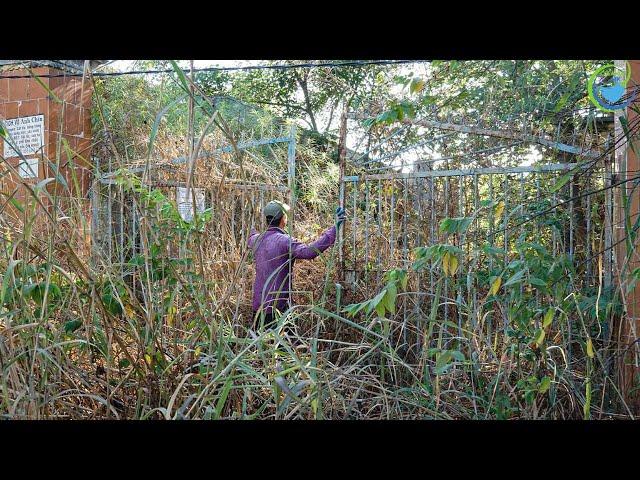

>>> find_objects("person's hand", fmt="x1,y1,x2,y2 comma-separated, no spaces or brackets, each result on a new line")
335,206,346,228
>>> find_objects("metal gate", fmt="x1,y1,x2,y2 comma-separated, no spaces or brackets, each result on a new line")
340,162,613,329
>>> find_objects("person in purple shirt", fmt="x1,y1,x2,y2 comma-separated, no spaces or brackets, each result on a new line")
248,200,346,330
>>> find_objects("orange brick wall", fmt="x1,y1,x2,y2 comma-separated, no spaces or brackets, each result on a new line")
0,66,93,206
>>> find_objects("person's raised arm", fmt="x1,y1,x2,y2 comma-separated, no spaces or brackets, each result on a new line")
290,225,337,260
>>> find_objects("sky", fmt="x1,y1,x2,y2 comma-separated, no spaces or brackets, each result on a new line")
106,60,247,70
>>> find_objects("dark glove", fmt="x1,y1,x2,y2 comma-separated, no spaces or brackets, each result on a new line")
335,206,346,228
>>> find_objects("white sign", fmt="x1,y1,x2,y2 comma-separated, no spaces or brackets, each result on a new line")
18,157,39,179
176,187,205,221
2,114,45,158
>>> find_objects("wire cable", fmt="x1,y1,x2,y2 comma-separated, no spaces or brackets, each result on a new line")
0,60,429,79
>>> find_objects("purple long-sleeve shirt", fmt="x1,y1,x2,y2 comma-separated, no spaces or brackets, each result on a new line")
248,225,337,314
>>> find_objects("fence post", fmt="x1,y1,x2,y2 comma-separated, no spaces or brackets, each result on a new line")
287,124,297,308
288,124,297,226
337,105,348,281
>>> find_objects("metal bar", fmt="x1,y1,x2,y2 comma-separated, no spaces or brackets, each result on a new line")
360,132,457,166
172,136,292,162
119,184,124,275
352,125,411,164
415,174,422,320
444,176,449,325
402,178,409,265
586,172,592,285
553,188,558,257
390,179,396,263
457,175,463,340
343,162,587,182
352,179,358,282
430,176,435,294
503,175,509,331
396,117,601,158
337,106,348,281
285,124,297,306
143,179,288,192
472,174,479,330
376,141,524,171
569,177,575,259
98,135,292,181
604,143,613,289
377,179,382,286
288,125,297,223
365,180,370,285
519,173,525,297
402,177,409,347
107,157,113,260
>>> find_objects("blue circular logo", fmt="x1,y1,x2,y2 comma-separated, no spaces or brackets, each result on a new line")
588,62,638,112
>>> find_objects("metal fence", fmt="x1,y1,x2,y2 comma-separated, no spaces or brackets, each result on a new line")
340,162,612,328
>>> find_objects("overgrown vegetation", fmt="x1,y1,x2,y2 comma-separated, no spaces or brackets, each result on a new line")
1,59,638,419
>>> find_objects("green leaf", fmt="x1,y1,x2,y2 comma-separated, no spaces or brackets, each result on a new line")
169,60,191,94
34,178,56,193
504,270,525,287
528,277,548,288
384,283,397,315
8,197,25,214
435,351,454,375
102,290,123,316
63,319,83,334
214,377,234,419
533,328,545,346
366,290,386,315
543,308,554,328
148,94,189,158
450,350,465,362
538,376,551,394
400,271,408,290
342,301,367,317
118,358,131,369
551,172,572,193
439,217,473,234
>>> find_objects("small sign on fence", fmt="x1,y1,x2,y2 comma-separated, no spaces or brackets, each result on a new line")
2,114,45,158
176,186,205,222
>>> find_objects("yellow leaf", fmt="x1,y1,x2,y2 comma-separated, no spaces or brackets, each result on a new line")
587,338,594,358
412,78,426,93
167,305,176,327
144,354,152,366
449,255,459,276
124,304,135,318
442,252,450,276
490,277,502,295
194,346,202,358
495,200,505,220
